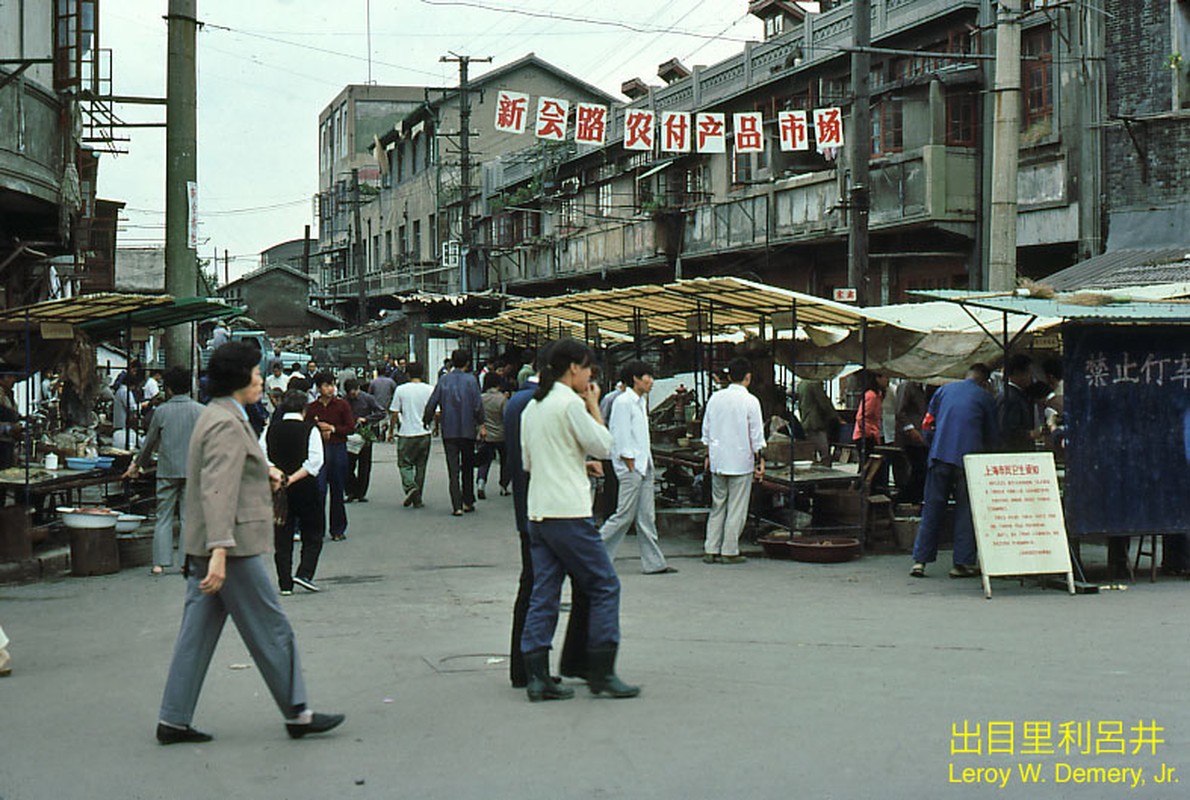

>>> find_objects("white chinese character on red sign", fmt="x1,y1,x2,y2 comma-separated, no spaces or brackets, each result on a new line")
624,109,655,151
575,104,608,145
814,107,844,150
778,110,809,151
495,90,530,134
660,111,691,153
733,112,764,153
534,97,570,141
695,113,726,153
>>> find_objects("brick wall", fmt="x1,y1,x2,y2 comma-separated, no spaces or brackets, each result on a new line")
1104,0,1189,210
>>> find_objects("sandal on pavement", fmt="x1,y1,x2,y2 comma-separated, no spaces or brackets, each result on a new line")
910,563,926,578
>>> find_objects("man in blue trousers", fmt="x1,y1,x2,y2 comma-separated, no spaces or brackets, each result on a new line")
910,363,999,579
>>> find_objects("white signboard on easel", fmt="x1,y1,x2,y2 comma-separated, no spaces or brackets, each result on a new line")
963,452,1075,599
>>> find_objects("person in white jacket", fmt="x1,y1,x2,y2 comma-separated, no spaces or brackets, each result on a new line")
519,339,640,703
598,360,675,575
701,357,766,564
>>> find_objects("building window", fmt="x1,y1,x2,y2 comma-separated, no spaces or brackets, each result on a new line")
412,220,422,262
871,99,903,156
398,224,407,258
946,92,977,147
372,234,381,272
731,137,754,186
385,232,393,265
1021,26,1053,129
559,199,577,230
763,14,784,40
492,213,512,246
596,183,612,218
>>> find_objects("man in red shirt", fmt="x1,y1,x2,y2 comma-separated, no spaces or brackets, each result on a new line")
305,372,354,541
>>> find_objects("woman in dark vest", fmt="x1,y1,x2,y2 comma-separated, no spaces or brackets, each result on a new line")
263,389,326,595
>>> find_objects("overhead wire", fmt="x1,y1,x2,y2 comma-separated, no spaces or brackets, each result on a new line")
417,0,756,43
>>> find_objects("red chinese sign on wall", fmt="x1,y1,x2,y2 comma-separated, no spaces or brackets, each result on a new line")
813,107,844,151
778,110,810,151
575,103,608,145
491,89,847,154
695,113,726,153
534,97,570,141
624,109,656,151
733,112,765,153
661,111,691,153
495,90,530,134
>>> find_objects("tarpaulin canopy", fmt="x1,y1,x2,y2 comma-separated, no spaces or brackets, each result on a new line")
444,276,872,346
0,293,172,331
0,294,244,339
78,296,244,339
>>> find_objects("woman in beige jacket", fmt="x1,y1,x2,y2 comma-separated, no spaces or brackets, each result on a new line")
155,342,344,745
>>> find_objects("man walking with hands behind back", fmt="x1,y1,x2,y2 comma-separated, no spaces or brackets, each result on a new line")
701,358,766,564
599,360,675,575
423,350,484,516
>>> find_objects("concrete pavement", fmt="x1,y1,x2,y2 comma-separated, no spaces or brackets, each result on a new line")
1,438,1188,800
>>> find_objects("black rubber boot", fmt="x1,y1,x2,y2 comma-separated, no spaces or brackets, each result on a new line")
586,644,640,699
524,648,574,702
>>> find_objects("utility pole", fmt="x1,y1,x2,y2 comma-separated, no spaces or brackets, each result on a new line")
440,52,491,293
352,168,365,324
223,249,229,286
847,0,872,307
988,0,1022,291
164,0,198,367
302,224,312,276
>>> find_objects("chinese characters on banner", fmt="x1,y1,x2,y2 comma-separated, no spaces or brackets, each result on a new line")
534,97,570,141
778,110,810,151
491,89,844,155
624,109,655,151
695,113,726,153
494,90,530,134
575,103,608,145
733,112,764,153
813,107,844,150
660,111,691,152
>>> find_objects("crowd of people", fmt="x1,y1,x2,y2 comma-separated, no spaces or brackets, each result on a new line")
15,333,1175,725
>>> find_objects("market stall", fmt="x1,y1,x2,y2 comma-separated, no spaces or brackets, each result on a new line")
914,289,1190,580
0,293,243,574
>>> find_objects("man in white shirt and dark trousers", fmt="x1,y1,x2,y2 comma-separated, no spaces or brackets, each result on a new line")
701,357,766,564
599,361,675,575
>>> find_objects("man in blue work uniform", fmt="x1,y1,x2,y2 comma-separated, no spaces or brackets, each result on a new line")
910,363,999,579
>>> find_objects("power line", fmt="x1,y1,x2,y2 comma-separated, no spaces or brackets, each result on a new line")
202,21,449,81
417,0,756,43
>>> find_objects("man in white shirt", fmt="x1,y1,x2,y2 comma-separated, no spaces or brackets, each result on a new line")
264,362,290,412
390,362,434,507
701,357,766,564
598,361,674,575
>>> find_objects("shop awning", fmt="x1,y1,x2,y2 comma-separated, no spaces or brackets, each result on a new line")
0,293,244,338
912,289,1190,325
79,296,245,339
0,293,172,329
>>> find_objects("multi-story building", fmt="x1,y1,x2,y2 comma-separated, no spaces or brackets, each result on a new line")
315,54,618,322
472,0,1106,303
1040,0,1190,290
317,84,427,308
1,0,120,309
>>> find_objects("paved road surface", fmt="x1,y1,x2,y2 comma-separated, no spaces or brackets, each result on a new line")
1,440,1186,799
